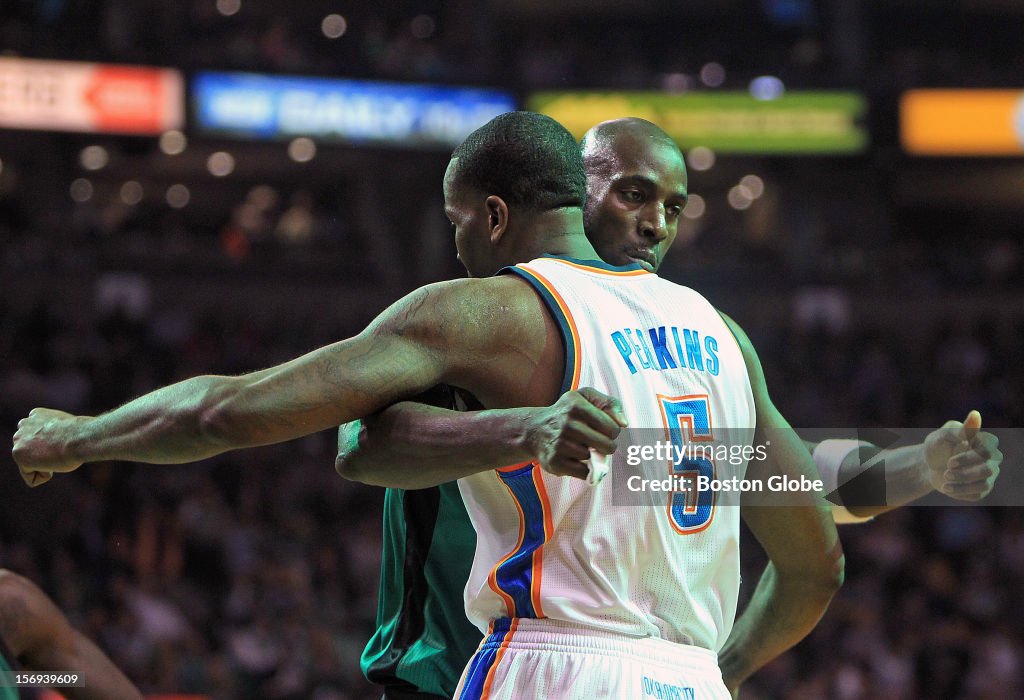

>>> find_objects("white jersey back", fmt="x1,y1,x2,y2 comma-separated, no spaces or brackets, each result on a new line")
458,256,756,652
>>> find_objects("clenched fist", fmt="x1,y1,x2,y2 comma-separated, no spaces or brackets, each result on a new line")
524,387,627,480
12,408,88,487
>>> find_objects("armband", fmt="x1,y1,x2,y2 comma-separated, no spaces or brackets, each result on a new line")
813,439,874,524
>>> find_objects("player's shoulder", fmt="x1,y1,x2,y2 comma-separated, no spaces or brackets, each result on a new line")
405,275,537,309
382,276,548,361
375,276,533,334
714,310,749,347
712,310,767,389
427,275,547,322
0,569,37,604
0,569,53,640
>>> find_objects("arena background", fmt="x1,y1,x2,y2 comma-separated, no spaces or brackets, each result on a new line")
1,1,1022,698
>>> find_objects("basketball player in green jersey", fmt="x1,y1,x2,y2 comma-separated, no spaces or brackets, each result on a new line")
338,118,1002,698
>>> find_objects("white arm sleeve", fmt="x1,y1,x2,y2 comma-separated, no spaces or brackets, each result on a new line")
813,439,874,525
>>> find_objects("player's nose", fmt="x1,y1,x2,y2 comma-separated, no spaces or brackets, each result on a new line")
640,205,669,242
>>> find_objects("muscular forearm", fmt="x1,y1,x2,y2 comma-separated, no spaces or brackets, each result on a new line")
66,375,249,465
337,402,536,489
718,561,839,689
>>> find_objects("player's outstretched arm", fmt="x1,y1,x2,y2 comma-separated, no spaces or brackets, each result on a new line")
716,314,844,692
336,388,627,489
12,279,516,487
0,570,142,700
805,411,1002,522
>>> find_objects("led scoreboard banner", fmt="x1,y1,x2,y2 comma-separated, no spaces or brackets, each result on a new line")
0,57,184,135
901,89,1024,156
528,91,868,154
193,71,517,148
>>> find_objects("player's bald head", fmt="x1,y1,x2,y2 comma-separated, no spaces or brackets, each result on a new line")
578,118,688,272
580,118,682,178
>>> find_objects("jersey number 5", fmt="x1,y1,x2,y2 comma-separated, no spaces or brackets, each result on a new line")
658,394,716,534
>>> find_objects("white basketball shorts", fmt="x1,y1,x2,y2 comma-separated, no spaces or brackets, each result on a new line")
454,617,731,700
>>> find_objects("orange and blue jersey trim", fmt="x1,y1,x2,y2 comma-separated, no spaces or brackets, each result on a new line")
501,261,584,394
486,463,554,619
501,256,649,391
538,254,652,277
458,618,519,700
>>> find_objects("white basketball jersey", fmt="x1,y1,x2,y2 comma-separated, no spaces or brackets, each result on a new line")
458,256,756,652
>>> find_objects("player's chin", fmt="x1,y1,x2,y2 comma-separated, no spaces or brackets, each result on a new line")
626,254,656,272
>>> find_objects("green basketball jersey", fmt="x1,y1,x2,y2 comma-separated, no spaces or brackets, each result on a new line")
361,481,480,696
0,642,20,700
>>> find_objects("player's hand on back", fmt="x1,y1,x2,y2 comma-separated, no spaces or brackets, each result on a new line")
923,410,1002,501
12,408,87,487
526,388,627,480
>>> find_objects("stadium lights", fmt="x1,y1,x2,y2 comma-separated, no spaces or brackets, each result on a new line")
740,174,765,198
727,185,753,210
166,184,190,209
662,73,693,94
79,145,108,171
216,0,240,17
288,137,316,163
120,181,143,205
683,193,706,220
322,14,347,39
750,76,785,101
159,130,187,156
207,151,235,177
687,146,716,171
700,63,726,88
70,178,92,202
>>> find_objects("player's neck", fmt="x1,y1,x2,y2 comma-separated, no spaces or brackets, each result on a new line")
514,207,600,262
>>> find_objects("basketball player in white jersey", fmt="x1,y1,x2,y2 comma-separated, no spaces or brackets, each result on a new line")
340,118,1002,521
335,118,1002,697
14,111,843,698
575,118,1001,523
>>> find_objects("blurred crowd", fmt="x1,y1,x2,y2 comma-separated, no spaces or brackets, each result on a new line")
1,296,386,699
744,506,1024,699
3,0,1024,90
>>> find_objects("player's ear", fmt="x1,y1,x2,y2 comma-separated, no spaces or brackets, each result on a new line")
485,195,509,245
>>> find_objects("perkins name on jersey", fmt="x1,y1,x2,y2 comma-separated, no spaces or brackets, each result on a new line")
610,326,720,376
